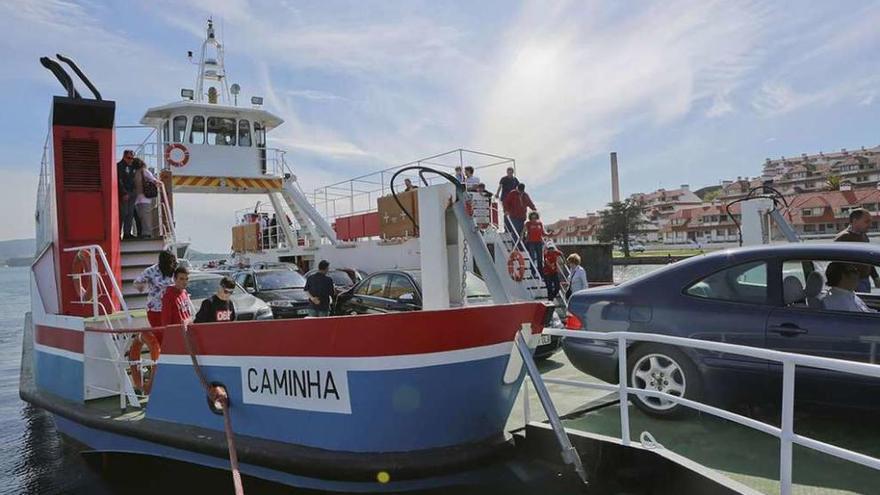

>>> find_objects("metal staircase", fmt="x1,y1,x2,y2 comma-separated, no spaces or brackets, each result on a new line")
496,231,548,300
279,175,338,248
120,238,167,310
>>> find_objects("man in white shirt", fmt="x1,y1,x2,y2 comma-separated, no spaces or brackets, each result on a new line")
824,262,877,313
463,166,480,191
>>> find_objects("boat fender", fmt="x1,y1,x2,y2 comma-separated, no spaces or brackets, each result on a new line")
128,333,160,394
164,143,190,168
507,251,526,282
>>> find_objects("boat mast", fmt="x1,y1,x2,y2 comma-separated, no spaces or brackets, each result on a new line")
193,19,230,104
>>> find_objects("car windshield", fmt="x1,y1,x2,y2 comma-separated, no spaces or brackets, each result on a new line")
257,270,306,290
187,275,243,299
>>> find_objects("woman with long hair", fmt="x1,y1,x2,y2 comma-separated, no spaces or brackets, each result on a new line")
131,158,160,239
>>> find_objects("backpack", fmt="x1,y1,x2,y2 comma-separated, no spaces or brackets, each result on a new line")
143,179,158,199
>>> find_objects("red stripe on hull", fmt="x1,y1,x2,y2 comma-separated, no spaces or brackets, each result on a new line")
160,302,547,358
35,325,84,354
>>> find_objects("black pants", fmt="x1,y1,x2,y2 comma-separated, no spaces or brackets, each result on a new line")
544,272,560,300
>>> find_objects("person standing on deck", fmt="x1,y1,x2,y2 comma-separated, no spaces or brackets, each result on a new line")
543,246,563,301
563,253,589,299
404,178,419,191
132,158,160,239
834,208,880,292
195,277,237,323
117,149,137,239
503,183,536,241
495,167,520,233
463,166,480,191
134,250,177,330
161,267,195,332
304,260,335,317
454,166,465,183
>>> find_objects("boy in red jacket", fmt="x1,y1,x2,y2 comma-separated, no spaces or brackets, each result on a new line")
160,266,194,334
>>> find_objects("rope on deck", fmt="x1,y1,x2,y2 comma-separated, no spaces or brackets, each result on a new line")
182,323,245,495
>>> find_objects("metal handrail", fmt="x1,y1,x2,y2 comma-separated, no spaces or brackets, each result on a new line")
63,245,131,321
538,328,880,495
156,182,175,244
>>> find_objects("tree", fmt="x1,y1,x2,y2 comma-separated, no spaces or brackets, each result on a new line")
598,199,644,257
825,174,842,191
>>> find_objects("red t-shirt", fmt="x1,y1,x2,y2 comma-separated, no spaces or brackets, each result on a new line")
525,220,544,242
543,249,562,275
161,286,193,325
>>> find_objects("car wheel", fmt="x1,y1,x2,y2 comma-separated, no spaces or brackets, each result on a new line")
627,344,703,419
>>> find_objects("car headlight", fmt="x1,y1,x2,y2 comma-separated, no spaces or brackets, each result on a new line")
256,307,274,319
268,300,291,308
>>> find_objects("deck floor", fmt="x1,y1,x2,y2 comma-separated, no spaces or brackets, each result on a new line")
520,353,880,495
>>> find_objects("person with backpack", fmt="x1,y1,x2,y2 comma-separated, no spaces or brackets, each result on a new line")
117,149,137,239
132,158,160,239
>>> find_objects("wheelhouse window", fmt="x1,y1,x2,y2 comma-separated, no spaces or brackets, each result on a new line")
238,120,252,147
207,117,236,146
254,122,266,148
162,121,170,143
686,261,768,304
190,116,205,144
172,116,187,143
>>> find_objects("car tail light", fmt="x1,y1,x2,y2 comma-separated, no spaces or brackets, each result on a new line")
564,311,583,330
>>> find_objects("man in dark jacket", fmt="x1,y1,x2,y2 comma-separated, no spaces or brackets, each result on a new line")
117,149,137,239
304,260,335,317
834,208,879,292
195,277,237,323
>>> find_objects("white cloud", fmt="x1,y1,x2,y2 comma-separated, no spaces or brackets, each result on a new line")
706,93,734,118
472,0,768,187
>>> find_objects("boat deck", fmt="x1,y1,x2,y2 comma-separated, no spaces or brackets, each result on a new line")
512,353,880,495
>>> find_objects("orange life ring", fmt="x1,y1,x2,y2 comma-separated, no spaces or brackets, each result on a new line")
507,250,526,281
129,333,161,394
164,143,190,168
71,249,94,302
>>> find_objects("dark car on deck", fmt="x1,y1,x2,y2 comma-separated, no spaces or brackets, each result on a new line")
233,268,312,319
187,272,273,321
335,269,562,359
562,243,880,417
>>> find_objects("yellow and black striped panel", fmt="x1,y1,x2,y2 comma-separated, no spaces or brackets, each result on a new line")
171,176,283,191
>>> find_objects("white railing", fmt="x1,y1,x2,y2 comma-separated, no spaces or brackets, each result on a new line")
64,244,131,320
534,328,880,495
63,244,142,408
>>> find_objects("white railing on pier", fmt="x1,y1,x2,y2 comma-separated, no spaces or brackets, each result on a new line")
529,329,880,495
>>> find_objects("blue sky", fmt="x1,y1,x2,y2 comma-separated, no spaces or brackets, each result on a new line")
1,0,878,251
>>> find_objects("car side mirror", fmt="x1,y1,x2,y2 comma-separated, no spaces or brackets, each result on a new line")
398,292,415,303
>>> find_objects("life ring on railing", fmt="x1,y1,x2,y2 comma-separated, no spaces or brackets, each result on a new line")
507,250,526,282
128,333,161,394
71,249,94,303
164,143,190,168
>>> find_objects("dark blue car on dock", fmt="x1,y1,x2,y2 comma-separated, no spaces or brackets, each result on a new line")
563,243,880,417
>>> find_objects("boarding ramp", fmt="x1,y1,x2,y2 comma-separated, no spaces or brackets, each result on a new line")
522,327,880,495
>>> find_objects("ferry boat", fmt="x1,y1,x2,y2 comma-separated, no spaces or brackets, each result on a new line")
19,20,560,491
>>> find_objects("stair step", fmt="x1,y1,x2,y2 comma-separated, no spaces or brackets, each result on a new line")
124,294,148,310
121,252,161,267
121,238,167,254
122,265,149,281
